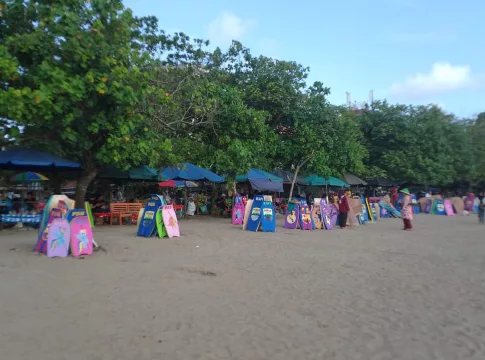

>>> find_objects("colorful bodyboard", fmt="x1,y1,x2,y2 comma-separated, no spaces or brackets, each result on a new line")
298,202,312,230
444,200,454,216
155,208,167,238
34,208,63,254
162,205,180,238
360,197,369,224
84,201,95,227
365,198,374,222
320,200,332,230
66,209,87,223
47,218,70,258
232,196,245,225
312,206,323,229
371,203,379,220
378,200,401,218
246,196,264,232
434,200,446,215
260,201,276,232
137,194,165,237
284,203,299,229
70,216,94,257
242,199,253,230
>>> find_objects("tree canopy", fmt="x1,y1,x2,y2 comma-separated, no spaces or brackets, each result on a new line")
1,0,484,202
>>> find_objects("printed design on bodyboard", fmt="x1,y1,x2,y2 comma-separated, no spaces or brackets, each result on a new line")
312,205,323,229
34,208,63,253
284,203,299,229
71,216,94,257
299,203,312,230
246,196,264,232
137,194,165,237
261,201,276,232
320,200,332,230
162,205,180,238
232,196,245,225
47,218,70,258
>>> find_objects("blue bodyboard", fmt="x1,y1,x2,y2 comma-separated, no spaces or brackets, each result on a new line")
66,209,87,223
260,201,276,232
137,194,165,237
246,195,264,232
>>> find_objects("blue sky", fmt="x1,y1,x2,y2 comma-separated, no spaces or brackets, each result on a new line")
125,0,485,118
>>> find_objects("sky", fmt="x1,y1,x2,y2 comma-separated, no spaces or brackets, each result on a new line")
125,0,485,118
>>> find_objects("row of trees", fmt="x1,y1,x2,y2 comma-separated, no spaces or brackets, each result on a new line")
1,1,484,206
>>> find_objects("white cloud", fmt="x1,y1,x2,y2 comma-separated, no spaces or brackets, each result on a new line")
206,11,257,47
390,62,483,99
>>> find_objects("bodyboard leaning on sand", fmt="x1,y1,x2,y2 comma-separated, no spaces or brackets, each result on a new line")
298,203,312,230
365,198,374,222
360,197,369,223
434,200,446,215
260,201,276,232
312,205,323,229
284,203,298,229
329,204,339,229
137,194,165,237
444,200,454,216
34,208,63,254
232,196,245,225
246,196,264,232
71,216,94,257
320,200,333,230
242,199,253,230
47,218,70,258
84,201,95,227
162,205,180,238
155,208,167,238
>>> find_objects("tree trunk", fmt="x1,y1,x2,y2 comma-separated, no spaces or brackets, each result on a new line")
288,165,301,202
74,167,99,208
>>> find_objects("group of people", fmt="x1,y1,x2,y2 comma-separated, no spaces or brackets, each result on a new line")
336,187,414,231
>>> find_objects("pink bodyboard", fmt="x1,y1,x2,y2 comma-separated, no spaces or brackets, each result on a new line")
444,200,454,216
162,205,180,238
47,218,70,258
232,199,245,225
34,208,63,254
71,216,94,257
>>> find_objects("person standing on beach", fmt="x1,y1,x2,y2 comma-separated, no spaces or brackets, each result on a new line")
478,192,485,224
400,188,413,231
338,189,350,229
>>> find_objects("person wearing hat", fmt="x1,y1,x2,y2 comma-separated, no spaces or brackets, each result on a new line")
400,188,413,230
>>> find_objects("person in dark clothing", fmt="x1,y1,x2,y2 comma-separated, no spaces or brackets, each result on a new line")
478,192,485,224
338,189,350,229
306,193,313,207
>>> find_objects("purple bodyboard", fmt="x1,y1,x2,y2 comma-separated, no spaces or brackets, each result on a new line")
284,204,299,229
47,218,70,258
320,200,333,230
299,204,312,230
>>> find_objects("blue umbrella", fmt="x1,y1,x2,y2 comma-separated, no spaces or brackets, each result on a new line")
0,148,80,170
10,171,49,183
159,163,224,183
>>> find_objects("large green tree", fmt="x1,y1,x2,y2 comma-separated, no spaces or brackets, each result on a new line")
0,0,181,206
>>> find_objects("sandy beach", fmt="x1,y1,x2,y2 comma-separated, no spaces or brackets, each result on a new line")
1,214,484,360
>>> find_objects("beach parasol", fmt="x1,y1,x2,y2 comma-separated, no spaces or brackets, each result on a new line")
10,171,49,183
158,180,177,188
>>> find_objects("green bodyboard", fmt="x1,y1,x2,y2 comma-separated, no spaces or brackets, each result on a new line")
84,201,95,227
156,209,167,238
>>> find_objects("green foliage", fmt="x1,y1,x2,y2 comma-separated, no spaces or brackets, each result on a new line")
1,1,484,197
0,0,178,172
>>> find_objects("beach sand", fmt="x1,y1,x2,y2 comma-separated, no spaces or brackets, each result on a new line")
1,214,485,360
